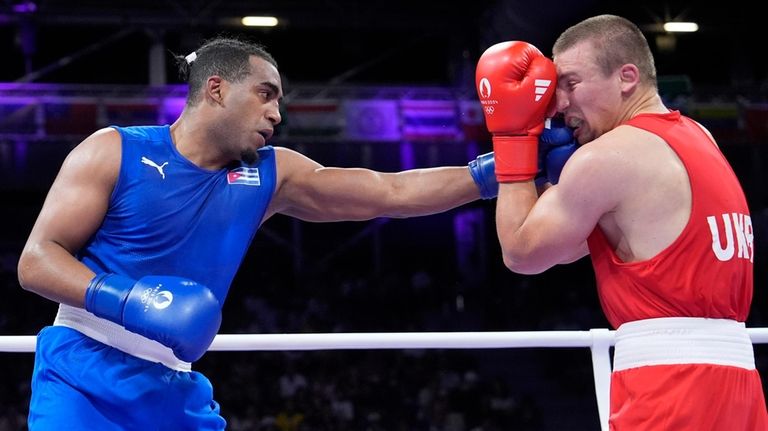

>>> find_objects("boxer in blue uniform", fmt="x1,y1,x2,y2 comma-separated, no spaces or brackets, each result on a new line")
18,37,574,429
16,37,499,430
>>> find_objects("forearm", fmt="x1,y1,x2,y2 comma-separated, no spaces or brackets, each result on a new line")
384,166,481,217
278,163,485,222
18,240,95,307
18,240,221,362
495,182,541,273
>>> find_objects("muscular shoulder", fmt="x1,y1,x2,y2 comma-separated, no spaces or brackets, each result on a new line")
267,146,323,213
71,127,121,160
556,125,663,214
62,127,122,185
272,146,302,165
570,125,666,175
273,146,323,181
581,125,657,154
557,128,630,187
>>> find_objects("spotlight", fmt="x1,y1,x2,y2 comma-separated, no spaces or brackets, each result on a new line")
663,22,698,33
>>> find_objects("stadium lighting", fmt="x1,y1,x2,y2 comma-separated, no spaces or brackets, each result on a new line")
663,22,698,32
241,16,279,27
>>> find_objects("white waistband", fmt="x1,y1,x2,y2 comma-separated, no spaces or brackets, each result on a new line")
54,304,191,372
613,317,755,372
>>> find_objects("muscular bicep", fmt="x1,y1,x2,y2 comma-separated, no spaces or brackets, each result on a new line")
518,185,595,266
499,147,618,273
27,130,119,252
18,128,120,305
267,148,390,221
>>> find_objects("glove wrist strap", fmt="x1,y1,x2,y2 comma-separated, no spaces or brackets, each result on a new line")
492,135,538,182
468,152,498,199
85,273,135,324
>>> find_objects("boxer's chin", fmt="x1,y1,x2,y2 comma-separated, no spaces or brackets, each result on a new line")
241,149,260,165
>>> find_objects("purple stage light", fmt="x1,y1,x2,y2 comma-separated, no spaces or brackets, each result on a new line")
12,1,37,14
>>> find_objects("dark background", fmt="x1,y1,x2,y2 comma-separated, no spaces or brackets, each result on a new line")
1,1,766,87
0,1,766,430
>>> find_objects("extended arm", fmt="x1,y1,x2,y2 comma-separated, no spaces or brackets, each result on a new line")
266,147,495,222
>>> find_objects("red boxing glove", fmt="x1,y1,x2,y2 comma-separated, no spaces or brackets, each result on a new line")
476,41,556,182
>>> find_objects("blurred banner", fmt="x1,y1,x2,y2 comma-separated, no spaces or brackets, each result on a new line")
44,102,98,136
285,99,343,138
457,100,490,143
0,100,38,135
400,99,461,142
343,100,400,142
105,102,159,127
1,84,765,147
689,102,740,142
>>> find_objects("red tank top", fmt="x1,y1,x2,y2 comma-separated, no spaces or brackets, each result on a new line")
587,111,754,328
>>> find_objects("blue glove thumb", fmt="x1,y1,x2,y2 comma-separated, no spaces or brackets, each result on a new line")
538,116,578,185
545,143,577,184
540,116,573,147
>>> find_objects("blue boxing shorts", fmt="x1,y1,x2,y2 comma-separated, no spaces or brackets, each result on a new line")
28,326,227,430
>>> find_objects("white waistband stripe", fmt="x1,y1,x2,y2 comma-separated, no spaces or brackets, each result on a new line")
53,304,191,372
613,317,755,371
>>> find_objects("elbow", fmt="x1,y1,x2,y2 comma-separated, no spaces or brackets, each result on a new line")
498,231,554,274
17,252,33,292
17,248,42,293
501,249,548,275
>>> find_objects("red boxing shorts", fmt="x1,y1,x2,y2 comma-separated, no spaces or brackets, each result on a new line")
609,318,768,431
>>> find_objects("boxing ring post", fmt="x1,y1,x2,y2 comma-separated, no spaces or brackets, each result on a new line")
2,328,767,431
588,328,614,430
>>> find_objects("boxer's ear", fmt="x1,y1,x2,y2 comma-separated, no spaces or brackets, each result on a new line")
205,76,225,106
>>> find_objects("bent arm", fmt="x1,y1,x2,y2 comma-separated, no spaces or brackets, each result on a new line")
17,128,121,307
495,147,617,274
267,147,482,222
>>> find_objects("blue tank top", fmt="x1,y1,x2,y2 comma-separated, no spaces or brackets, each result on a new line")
77,125,276,303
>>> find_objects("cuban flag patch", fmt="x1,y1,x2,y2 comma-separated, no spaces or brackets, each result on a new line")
227,167,261,186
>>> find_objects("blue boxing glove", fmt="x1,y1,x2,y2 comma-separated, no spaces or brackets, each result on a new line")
535,116,578,187
85,273,222,362
468,152,498,199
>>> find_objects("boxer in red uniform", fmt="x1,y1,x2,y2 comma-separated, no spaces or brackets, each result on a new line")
476,15,767,430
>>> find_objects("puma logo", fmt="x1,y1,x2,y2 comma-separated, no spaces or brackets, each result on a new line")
141,157,168,179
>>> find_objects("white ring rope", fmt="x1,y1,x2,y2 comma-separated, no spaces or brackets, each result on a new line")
2,328,767,431
210,330,610,351
2,328,767,352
